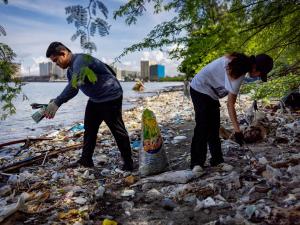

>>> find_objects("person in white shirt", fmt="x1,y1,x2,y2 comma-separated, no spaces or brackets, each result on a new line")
189,52,273,171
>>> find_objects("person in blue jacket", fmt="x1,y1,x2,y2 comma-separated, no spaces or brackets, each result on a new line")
44,42,133,171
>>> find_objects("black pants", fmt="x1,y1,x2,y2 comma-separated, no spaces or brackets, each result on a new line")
190,87,224,168
81,96,132,163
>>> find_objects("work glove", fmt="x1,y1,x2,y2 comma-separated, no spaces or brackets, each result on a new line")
44,99,59,119
234,132,245,146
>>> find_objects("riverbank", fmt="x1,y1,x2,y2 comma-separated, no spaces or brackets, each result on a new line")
0,82,183,143
0,89,299,224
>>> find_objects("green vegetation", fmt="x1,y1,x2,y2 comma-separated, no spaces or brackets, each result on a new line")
65,0,110,54
240,74,300,100
0,43,24,120
159,75,186,82
0,1,24,120
114,0,300,99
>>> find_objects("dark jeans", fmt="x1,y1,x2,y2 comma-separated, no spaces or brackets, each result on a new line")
190,87,224,168
81,96,132,164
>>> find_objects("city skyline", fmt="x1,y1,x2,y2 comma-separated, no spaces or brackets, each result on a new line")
0,0,181,77
37,59,166,82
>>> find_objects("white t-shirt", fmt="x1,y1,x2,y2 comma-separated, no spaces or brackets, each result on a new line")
190,56,245,100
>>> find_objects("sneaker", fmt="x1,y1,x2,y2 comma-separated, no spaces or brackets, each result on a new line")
192,165,203,173
67,158,94,168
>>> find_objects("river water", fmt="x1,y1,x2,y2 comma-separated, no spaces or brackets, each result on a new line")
0,82,183,143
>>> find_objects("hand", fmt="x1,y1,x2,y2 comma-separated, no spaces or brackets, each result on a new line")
234,132,245,146
44,100,59,119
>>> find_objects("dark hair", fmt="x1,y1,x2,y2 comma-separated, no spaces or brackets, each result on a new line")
255,54,273,82
46,42,71,58
227,52,254,79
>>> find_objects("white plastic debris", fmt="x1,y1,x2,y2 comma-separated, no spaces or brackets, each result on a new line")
258,157,268,165
146,188,163,201
203,197,216,208
138,170,202,184
121,189,135,197
0,195,25,222
95,186,105,199
172,135,187,144
74,197,87,205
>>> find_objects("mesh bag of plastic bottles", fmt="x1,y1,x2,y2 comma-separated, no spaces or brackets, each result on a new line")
139,108,168,177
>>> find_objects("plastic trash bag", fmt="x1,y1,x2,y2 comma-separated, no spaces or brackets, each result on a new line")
139,109,168,177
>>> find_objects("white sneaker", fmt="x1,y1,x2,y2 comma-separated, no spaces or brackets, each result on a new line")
192,165,203,173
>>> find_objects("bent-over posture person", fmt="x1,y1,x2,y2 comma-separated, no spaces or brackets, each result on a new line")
189,52,273,172
44,42,133,171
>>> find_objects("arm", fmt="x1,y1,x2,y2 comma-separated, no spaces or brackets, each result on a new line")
44,83,79,119
227,92,240,133
53,82,79,107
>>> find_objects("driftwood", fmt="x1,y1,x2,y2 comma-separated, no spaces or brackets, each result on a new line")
271,157,300,169
0,143,82,173
0,137,53,149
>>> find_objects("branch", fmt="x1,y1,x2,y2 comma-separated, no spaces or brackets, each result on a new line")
0,144,82,173
230,0,269,13
240,6,300,33
265,40,300,53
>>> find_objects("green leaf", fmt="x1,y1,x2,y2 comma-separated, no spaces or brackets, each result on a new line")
71,74,78,88
81,66,97,84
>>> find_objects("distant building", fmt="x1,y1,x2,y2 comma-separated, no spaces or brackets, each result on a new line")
140,60,150,81
149,64,165,81
39,62,66,79
39,62,52,76
116,69,122,81
121,70,140,81
110,65,123,81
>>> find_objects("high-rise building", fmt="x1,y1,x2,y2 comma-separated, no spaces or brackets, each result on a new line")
39,62,52,76
140,60,149,81
39,62,66,78
149,64,165,81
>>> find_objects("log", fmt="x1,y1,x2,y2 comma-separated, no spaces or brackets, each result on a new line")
0,137,53,149
0,143,82,173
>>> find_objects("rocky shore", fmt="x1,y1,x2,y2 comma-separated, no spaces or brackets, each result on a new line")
0,89,299,225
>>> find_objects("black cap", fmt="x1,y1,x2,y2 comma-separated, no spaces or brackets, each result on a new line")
255,54,273,82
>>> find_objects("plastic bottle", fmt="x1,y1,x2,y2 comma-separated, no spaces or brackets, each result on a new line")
31,106,46,123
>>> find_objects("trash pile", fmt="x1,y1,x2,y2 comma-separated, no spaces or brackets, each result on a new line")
0,90,299,225
132,80,145,92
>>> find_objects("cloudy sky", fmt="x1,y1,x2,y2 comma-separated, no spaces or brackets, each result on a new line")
0,0,181,76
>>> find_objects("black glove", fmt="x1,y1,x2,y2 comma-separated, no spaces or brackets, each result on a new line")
234,132,245,146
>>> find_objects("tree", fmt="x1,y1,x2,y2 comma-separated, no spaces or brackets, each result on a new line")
0,0,23,120
65,0,110,54
113,0,300,79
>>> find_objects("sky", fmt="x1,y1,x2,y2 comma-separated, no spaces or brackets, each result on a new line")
0,0,181,76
